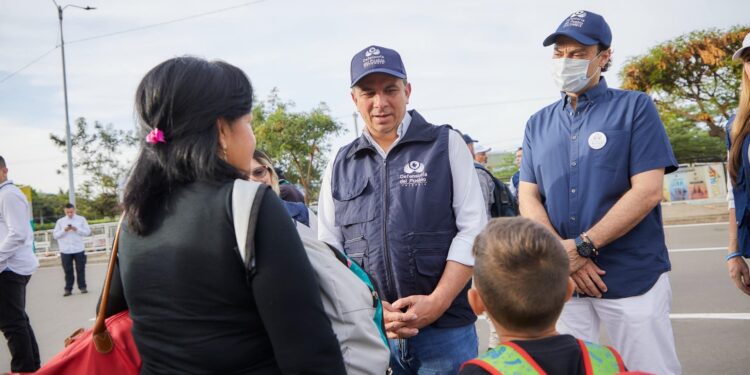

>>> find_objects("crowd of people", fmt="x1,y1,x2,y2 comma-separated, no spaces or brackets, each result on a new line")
1,8,750,375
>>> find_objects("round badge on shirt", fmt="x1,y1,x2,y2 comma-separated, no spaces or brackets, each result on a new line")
588,132,607,150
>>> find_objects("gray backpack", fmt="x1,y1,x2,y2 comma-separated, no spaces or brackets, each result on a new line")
232,180,390,375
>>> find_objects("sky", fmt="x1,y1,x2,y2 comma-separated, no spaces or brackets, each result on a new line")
1,0,749,194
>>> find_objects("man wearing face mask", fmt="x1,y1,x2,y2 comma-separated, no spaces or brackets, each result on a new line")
518,10,681,374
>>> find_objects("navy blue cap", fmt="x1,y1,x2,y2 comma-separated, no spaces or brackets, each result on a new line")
543,10,612,47
462,134,478,144
350,45,407,87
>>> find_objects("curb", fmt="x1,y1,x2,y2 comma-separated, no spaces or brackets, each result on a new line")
662,214,728,226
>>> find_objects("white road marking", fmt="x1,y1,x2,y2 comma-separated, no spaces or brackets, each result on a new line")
670,313,750,320
669,247,726,253
664,222,728,229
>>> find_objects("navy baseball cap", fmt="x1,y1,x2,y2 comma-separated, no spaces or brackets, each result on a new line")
543,10,612,47
462,134,478,144
350,45,407,87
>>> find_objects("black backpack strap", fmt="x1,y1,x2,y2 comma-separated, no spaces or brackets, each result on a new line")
243,185,267,279
325,242,350,266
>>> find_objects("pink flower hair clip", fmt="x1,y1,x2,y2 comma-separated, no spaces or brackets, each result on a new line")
146,128,166,145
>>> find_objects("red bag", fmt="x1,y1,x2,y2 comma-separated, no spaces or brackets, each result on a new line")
22,217,141,375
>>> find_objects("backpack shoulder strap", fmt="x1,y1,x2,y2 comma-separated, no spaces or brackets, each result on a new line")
462,342,546,375
324,242,351,266
461,359,503,375
232,179,267,277
578,339,626,375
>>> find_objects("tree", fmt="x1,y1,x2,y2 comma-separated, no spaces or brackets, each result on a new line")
50,118,136,218
29,189,68,226
487,152,517,182
659,111,726,163
252,89,344,203
620,26,749,152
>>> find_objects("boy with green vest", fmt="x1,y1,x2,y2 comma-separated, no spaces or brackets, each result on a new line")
460,218,627,375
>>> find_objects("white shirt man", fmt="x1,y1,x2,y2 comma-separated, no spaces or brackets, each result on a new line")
0,181,38,276
53,207,91,254
53,205,91,295
0,156,41,372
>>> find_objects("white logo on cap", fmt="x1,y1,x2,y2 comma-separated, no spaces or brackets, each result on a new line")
570,10,587,18
564,10,587,28
588,132,607,150
365,47,381,57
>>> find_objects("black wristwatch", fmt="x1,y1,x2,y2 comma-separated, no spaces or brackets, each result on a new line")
575,234,598,258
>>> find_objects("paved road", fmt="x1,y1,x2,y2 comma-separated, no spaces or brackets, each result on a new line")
2,223,749,373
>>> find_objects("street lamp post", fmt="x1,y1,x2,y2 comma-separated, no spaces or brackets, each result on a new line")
53,1,95,206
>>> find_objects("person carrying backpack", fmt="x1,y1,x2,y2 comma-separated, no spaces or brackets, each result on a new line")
474,162,519,218
459,131,518,219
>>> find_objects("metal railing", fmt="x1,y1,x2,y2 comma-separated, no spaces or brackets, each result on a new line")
33,221,119,256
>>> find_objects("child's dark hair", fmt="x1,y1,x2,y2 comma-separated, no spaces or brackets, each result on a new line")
472,217,570,332
123,56,253,235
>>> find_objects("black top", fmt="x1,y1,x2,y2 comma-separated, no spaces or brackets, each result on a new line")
103,181,345,374
460,335,585,375
279,183,305,203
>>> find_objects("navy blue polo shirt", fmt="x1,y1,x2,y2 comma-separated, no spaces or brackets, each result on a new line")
520,77,678,299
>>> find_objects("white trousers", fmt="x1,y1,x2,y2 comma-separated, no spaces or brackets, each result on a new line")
557,273,682,375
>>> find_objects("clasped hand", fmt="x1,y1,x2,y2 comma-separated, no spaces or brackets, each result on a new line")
382,294,448,339
562,239,607,298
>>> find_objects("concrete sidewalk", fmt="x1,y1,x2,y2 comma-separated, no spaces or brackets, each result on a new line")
661,201,728,225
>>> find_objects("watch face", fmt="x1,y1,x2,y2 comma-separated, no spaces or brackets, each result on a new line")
577,242,592,258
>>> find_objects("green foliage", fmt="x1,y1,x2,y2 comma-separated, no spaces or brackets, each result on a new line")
29,189,68,225
252,89,344,203
487,152,518,181
34,216,116,231
29,188,119,227
660,111,726,163
620,25,749,146
49,117,136,219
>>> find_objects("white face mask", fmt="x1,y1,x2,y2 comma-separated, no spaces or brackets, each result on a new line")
550,53,602,93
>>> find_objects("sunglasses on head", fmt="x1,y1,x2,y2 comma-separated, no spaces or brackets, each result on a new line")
250,166,270,179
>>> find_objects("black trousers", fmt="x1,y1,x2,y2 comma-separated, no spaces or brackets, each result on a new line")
0,271,40,372
61,251,87,291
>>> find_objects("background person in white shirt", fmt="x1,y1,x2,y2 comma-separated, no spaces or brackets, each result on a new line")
0,155,41,372
53,203,91,296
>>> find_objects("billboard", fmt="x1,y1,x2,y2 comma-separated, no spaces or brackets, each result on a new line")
663,163,726,202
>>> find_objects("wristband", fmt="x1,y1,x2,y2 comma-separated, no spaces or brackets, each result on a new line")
725,251,743,261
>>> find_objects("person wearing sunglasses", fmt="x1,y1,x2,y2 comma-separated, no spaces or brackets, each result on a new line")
249,150,318,239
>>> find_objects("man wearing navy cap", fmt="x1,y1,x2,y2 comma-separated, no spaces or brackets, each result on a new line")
519,11,681,374
318,45,487,374
463,133,478,155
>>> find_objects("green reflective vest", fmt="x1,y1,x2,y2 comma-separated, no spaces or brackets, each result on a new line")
461,339,626,375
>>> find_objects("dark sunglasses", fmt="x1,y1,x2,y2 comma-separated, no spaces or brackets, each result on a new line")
250,166,270,179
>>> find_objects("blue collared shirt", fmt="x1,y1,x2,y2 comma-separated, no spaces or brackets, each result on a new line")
520,77,678,298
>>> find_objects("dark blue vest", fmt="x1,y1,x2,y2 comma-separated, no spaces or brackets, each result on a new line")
331,110,474,328
727,116,750,257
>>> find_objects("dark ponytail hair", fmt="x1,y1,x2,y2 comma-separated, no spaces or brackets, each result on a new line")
124,56,253,235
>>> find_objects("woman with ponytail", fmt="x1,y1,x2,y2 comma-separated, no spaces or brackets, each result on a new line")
726,33,750,296
105,56,345,374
